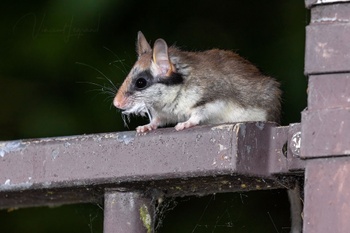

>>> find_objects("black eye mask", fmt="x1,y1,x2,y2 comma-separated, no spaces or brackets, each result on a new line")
131,69,183,93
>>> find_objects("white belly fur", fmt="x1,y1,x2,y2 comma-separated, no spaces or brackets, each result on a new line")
201,100,267,124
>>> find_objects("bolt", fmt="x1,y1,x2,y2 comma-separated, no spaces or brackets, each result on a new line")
290,131,301,157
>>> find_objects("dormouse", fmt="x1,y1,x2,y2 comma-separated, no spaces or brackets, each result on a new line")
114,32,281,133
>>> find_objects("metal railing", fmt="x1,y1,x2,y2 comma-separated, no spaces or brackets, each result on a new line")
0,123,303,232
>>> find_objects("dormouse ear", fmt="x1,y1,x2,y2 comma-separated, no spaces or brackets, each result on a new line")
137,31,152,56
152,39,174,76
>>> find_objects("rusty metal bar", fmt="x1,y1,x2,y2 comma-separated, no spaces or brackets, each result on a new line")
104,190,154,233
0,123,301,209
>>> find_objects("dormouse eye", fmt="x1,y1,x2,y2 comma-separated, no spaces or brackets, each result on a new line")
135,77,147,89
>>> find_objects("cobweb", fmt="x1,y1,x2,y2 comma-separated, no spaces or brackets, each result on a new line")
154,190,291,233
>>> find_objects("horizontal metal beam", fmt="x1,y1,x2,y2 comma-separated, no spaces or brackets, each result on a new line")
0,123,301,209
305,0,350,9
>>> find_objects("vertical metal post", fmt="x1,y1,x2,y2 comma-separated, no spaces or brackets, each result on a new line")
303,0,350,232
104,190,154,233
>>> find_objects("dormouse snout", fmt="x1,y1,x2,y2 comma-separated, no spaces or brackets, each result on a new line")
113,93,127,109
114,71,133,109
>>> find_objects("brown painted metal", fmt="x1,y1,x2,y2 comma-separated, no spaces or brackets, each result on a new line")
104,191,154,233
308,74,350,110
0,122,298,209
303,0,350,232
305,3,350,75
301,108,350,158
304,157,350,233
305,0,350,9
303,2,350,158
267,125,289,175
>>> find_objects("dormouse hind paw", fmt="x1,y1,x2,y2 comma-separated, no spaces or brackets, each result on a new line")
175,121,198,131
175,114,201,131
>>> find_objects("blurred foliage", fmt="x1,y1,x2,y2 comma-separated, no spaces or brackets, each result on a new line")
0,0,307,232
0,0,307,140
0,203,103,233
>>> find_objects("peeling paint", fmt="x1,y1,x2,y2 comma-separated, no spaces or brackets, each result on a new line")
51,149,60,160
315,42,336,59
211,124,235,131
0,180,33,191
42,181,53,188
195,134,202,142
255,122,265,130
316,0,350,4
93,135,103,142
218,144,227,151
117,132,135,145
235,124,246,137
23,133,126,146
312,14,350,24
246,145,252,154
0,141,25,158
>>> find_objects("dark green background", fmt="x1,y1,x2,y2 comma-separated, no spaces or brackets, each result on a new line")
1,0,307,232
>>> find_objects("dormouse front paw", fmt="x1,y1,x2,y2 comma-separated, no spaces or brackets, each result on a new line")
136,123,158,133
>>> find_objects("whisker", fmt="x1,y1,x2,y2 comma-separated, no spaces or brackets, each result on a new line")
121,114,130,129
103,95,114,103
109,101,115,110
103,47,131,75
76,62,118,92
78,81,118,105
78,81,115,95
144,103,152,122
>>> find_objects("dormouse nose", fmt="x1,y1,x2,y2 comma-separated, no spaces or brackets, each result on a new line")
113,94,127,109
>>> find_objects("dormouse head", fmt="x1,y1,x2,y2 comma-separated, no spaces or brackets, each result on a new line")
113,31,183,117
